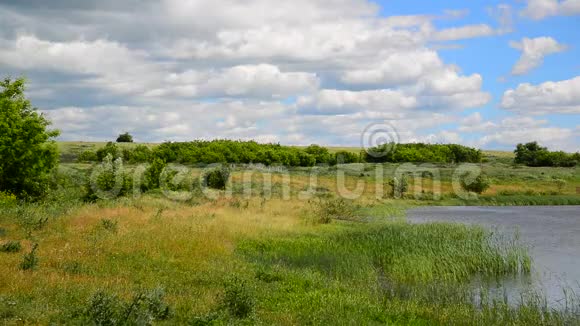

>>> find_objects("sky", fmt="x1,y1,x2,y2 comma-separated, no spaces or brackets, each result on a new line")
0,0,579,151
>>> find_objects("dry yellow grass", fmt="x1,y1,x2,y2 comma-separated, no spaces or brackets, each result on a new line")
0,195,315,322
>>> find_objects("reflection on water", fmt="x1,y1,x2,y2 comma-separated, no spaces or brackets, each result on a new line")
407,206,580,309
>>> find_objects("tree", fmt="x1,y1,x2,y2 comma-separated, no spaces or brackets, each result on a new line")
0,78,60,199
304,144,332,165
116,132,134,143
514,142,547,166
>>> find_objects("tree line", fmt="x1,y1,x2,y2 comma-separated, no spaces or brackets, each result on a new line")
77,140,486,166
514,142,579,167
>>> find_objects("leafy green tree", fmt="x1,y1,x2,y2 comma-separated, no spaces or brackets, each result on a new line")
304,144,332,165
116,132,134,143
514,142,547,166
0,78,60,199
143,158,166,190
203,166,230,190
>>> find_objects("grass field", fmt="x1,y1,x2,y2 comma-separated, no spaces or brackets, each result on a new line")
3,189,576,324
1,142,577,324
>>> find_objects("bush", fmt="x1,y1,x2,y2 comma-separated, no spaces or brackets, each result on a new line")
96,142,121,161
304,144,333,165
151,140,324,166
116,132,134,143
461,174,491,194
203,167,231,190
143,158,166,191
335,151,360,164
84,154,133,201
0,241,21,253
365,143,481,163
389,175,409,198
77,150,98,162
123,145,152,163
221,277,254,319
310,195,358,224
0,191,17,207
0,78,60,199
514,142,579,167
81,288,171,325
82,291,120,325
20,243,39,271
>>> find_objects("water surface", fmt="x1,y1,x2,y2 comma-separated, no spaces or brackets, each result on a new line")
407,206,580,306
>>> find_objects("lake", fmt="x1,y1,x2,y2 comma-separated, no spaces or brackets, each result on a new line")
407,206,580,307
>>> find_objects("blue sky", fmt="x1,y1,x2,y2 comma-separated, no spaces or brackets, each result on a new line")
0,0,578,151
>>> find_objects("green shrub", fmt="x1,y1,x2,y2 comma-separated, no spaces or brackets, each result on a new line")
310,195,358,224
365,143,481,163
96,142,121,161
84,154,133,201
143,158,166,191
221,277,254,319
0,191,17,207
151,140,323,166
335,151,360,164
20,243,39,271
203,167,231,190
0,78,60,199
389,175,409,198
514,142,579,167
82,291,120,325
461,174,491,194
123,287,171,323
0,241,21,253
81,288,171,325
77,150,98,162
123,145,152,163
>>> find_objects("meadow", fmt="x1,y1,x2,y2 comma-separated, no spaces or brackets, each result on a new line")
1,144,580,324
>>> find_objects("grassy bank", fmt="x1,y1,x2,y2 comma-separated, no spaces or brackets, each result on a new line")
1,189,578,324
1,158,579,323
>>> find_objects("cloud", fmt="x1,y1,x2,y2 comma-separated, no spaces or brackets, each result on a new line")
457,114,577,151
509,37,566,75
432,24,495,41
148,64,319,99
501,76,580,114
339,49,443,86
520,0,580,20
4,0,571,150
297,89,418,115
0,36,318,100
458,112,497,132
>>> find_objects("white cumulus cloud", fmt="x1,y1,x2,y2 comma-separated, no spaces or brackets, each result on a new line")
509,37,566,75
501,76,580,114
520,0,580,20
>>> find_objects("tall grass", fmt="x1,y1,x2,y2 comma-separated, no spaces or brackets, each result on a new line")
239,222,531,284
